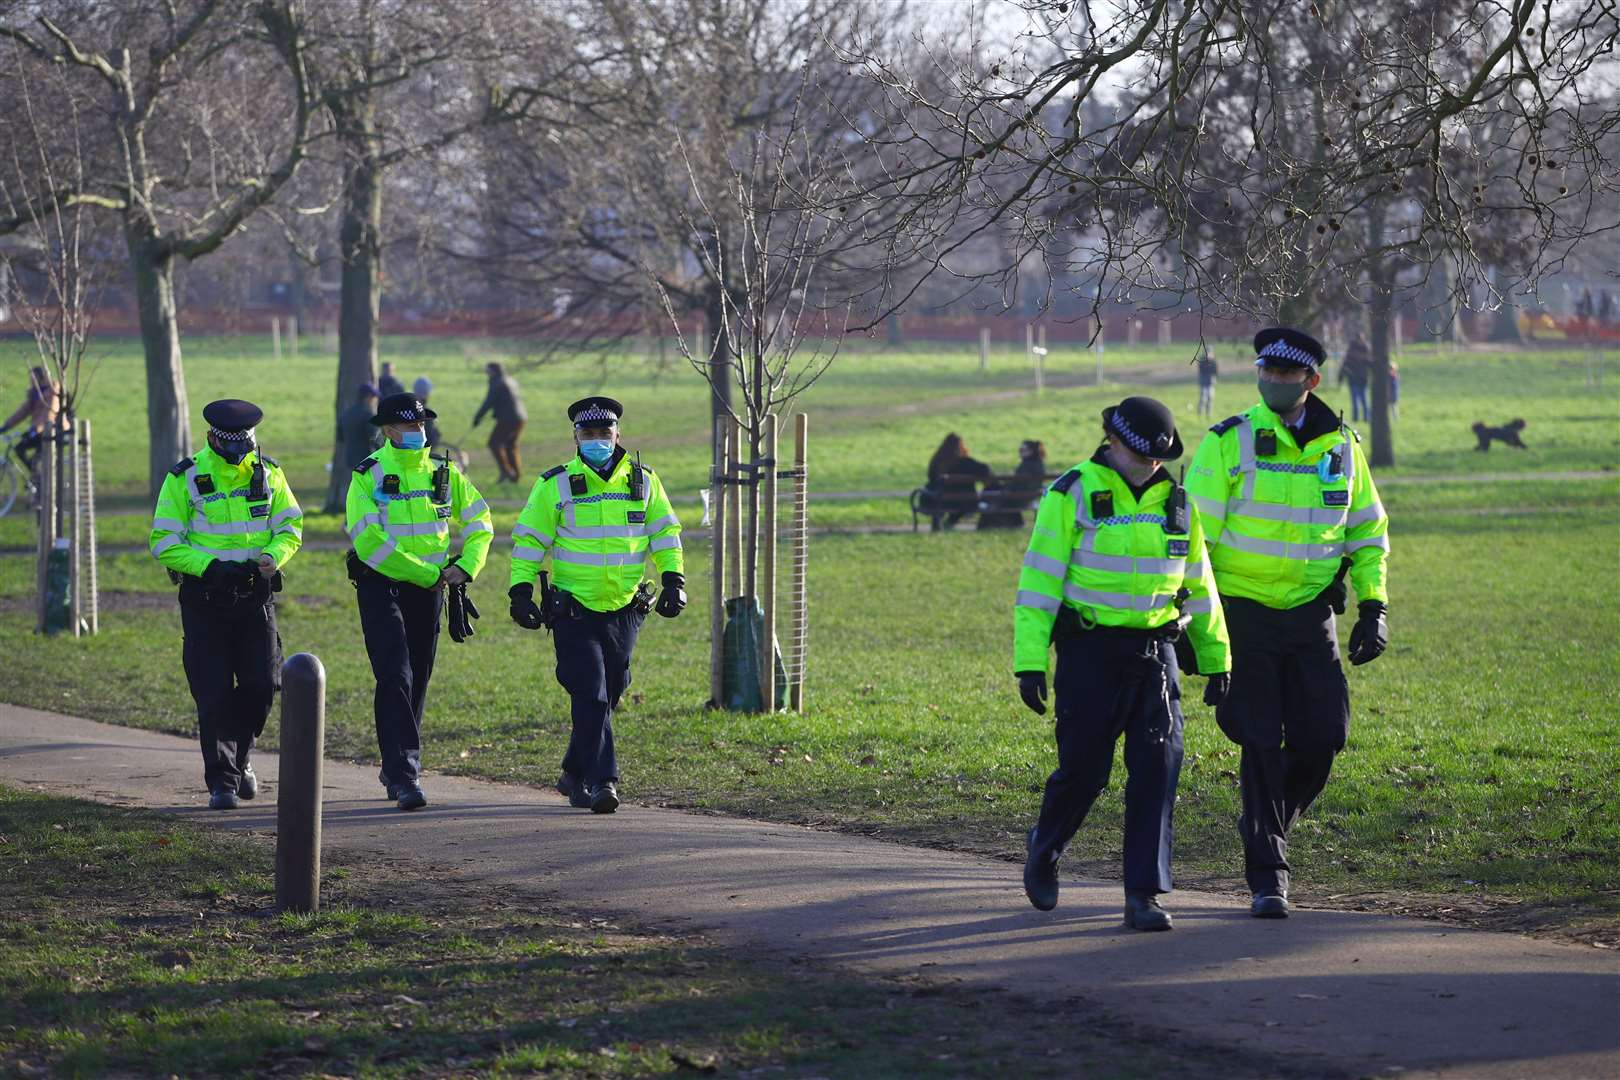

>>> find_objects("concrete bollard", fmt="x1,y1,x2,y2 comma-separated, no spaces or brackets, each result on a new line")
275,652,326,914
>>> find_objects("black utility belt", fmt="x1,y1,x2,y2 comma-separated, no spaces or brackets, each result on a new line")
345,549,439,591
1054,606,1178,642
547,587,650,621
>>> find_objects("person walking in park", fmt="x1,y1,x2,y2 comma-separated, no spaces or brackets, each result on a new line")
336,382,380,473
148,399,303,810
507,397,685,815
473,361,528,483
0,365,60,473
412,377,443,448
1196,348,1218,416
345,392,494,810
1186,327,1390,919
377,361,406,399
1014,396,1231,931
1339,334,1371,423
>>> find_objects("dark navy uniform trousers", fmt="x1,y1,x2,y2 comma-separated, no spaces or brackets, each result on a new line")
552,602,645,785
1030,627,1185,895
178,579,281,793
355,575,442,788
1216,595,1349,896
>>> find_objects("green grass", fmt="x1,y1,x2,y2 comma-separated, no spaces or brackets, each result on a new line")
0,785,1278,1078
3,337,1618,928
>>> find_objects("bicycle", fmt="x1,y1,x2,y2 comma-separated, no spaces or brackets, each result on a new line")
0,431,41,519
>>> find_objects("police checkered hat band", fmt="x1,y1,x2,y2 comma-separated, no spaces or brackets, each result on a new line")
1108,410,1152,454
1255,339,1319,367
395,401,425,421
209,425,255,443
573,406,619,426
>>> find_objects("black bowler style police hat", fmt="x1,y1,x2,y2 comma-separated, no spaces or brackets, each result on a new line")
1253,326,1326,370
568,396,623,427
370,392,437,426
1101,396,1183,461
202,399,262,442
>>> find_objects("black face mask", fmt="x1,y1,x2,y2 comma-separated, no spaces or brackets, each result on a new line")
1258,377,1308,415
216,441,253,465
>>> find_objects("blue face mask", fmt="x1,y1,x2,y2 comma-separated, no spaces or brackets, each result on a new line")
394,430,427,451
579,438,614,465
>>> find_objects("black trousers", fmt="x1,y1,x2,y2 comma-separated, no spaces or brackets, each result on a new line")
355,575,442,788
1029,628,1185,895
552,602,645,785
1216,595,1351,895
179,584,281,793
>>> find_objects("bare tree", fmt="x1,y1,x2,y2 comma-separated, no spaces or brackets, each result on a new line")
1,0,317,494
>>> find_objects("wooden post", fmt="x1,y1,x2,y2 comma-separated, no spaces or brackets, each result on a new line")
1158,318,1173,345
979,327,990,373
1127,318,1141,346
35,428,56,634
1035,325,1047,393
1025,323,1034,369
726,415,742,603
709,424,728,708
288,315,299,359
760,414,778,712
68,418,80,638
81,419,98,635
790,413,808,713
276,653,326,915
271,316,282,362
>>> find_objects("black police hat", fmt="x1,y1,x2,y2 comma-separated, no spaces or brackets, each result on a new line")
1253,326,1326,370
370,392,437,426
568,396,623,427
202,399,263,441
1101,396,1183,461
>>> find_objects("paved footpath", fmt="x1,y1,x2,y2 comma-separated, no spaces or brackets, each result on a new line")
2,704,1616,1079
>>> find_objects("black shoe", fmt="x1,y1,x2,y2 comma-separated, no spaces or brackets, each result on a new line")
1250,893,1291,918
559,771,592,808
237,764,258,800
588,781,620,814
208,788,240,811
1022,828,1058,912
396,784,428,811
1124,892,1173,932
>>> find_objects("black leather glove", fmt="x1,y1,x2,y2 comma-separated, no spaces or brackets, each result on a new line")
1348,600,1388,666
1016,671,1047,715
1322,561,1350,615
1203,672,1231,706
509,583,545,630
447,583,478,643
655,571,686,618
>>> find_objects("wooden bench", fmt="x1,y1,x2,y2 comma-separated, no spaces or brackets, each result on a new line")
908,472,1062,531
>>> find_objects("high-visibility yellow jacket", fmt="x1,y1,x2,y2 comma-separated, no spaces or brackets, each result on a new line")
1014,456,1231,675
149,447,303,576
1185,396,1389,610
345,443,493,587
508,450,683,612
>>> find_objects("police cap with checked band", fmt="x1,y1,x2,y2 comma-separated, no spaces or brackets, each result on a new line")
1253,326,1327,371
202,399,263,443
567,396,623,427
369,392,437,426
1101,396,1183,461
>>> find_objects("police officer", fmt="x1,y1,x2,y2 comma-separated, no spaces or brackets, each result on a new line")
507,397,685,814
1185,328,1390,918
149,400,303,809
1015,397,1231,931
346,391,494,810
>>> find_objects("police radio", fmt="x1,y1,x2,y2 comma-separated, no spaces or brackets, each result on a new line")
248,450,269,502
1164,467,1189,534
630,451,646,501
432,452,451,504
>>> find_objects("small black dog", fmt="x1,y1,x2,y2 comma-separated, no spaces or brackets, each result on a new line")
1472,418,1528,451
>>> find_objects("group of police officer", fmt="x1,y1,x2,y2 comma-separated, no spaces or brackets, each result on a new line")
151,324,1388,930
150,391,681,813
1014,326,1389,929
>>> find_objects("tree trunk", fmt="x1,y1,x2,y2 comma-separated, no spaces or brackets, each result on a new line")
1367,271,1395,469
1487,267,1524,343
126,225,192,497
323,122,385,513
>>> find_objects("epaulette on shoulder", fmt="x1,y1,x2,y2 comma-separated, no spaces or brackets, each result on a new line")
1210,415,1244,435
1050,468,1082,494
541,463,569,480
169,456,194,477
1344,424,1362,443
354,454,378,475
258,453,280,468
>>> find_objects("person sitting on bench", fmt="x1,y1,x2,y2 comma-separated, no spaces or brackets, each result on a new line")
924,432,991,531
978,439,1049,529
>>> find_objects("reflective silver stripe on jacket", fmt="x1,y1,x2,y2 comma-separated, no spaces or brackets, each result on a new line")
1345,535,1390,553
551,548,647,567
1062,583,1174,611
648,534,681,553
362,536,398,569
558,523,646,540
188,544,262,561
1218,531,1343,561
1015,589,1062,613
1227,499,1347,527
1022,551,1067,578
1183,595,1215,614
151,534,184,555
1346,501,1387,528
385,521,449,538
188,518,272,536
270,507,303,530
152,517,188,534
642,513,679,535
462,498,489,519
460,519,493,539
512,523,554,548
348,512,383,539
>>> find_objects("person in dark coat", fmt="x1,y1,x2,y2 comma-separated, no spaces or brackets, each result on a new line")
413,377,443,448
1339,335,1370,423
377,362,406,399
977,439,1048,529
925,432,991,531
473,362,528,483
336,382,381,473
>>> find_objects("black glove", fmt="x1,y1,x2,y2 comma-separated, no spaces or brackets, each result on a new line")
1322,566,1349,616
1203,672,1231,706
655,571,686,618
1348,600,1388,666
1016,671,1047,715
509,583,545,630
447,583,479,643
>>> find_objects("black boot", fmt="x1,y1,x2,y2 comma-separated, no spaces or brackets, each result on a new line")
588,781,620,815
208,788,240,811
1124,892,1173,932
558,770,591,809
237,764,258,800
1022,828,1058,911
396,784,428,811
1250,893,1290,918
